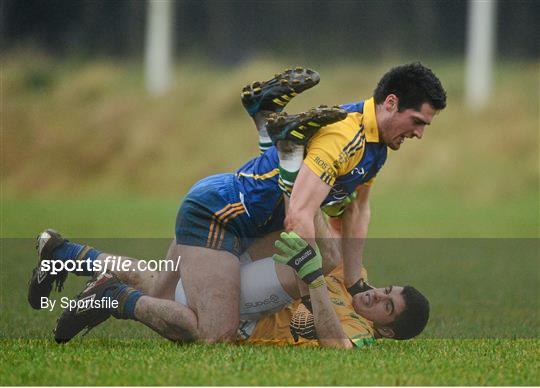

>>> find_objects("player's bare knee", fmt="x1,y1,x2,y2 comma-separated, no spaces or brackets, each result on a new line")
167,326,197,343
221,320,240,341
201,326,238,344
197,316,239,343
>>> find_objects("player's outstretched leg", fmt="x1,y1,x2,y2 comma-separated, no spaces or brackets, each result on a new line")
54,271,199,343
241,67,320,153
55,271,198,343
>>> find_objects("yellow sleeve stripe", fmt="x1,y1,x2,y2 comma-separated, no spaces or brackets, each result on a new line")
272,98,286,106
347,134,366,157
342,125,365,155
320,172,333,185
236,169,280,180
304,156,337,186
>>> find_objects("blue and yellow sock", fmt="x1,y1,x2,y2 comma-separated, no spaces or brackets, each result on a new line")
53,242,101,276
105,284,143,320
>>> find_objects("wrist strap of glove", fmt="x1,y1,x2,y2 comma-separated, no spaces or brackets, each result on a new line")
288,244,323,284
347,278,371,296
308,275,325,289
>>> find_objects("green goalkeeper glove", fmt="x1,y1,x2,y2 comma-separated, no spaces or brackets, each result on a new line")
273,231,323,286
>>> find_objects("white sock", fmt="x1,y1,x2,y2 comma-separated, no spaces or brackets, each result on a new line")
277,143,304,196
258,127,273,154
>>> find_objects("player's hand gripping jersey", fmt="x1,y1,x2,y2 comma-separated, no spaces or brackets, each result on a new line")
235,97,388,231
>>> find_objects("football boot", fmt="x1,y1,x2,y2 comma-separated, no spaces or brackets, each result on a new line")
266,105,347,145
54,272,121,343
241,67,320,117
28,229,68,309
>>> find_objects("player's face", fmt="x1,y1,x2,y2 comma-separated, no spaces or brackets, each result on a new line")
352,286,406,327
381,102,436,150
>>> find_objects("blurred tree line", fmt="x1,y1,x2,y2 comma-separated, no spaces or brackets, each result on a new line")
2,0,538,63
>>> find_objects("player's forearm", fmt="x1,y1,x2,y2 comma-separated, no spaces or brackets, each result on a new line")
284,164,332,247
284,207,317,246
309,281,353,349
313,210,343,274
273,233,351,348
296,274,309,298
341,199,370,287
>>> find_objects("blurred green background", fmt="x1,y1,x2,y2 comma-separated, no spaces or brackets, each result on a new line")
2,0,538,238
2,58,538,237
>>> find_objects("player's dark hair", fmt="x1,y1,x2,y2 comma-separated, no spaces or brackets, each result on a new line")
389,285,430,340
373,62,447,112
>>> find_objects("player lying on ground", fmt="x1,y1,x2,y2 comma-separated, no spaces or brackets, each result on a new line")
40,227,429,348
28,65,445,343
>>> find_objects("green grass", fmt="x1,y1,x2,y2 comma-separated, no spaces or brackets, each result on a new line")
2,58,538,238
1,339,538,385
2,186,538,238
1,231,538,384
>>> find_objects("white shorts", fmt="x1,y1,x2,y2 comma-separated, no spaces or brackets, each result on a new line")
175,254,293,322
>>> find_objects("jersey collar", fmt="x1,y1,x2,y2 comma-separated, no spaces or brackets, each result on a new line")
363,97,380,143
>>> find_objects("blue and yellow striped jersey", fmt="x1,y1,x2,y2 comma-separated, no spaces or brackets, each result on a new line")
304,98,387,208
234,97,388,230
235,147,284,235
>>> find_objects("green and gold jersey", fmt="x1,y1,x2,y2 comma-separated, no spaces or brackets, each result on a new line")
245,265,375,348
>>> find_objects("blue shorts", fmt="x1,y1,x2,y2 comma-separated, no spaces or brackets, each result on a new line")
175,174,258,257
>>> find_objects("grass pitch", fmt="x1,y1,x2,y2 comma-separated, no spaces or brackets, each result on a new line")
1,339,538,385
1,205,538,385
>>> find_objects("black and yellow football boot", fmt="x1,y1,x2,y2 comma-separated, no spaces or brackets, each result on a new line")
241,67,320,117
266,105,347,145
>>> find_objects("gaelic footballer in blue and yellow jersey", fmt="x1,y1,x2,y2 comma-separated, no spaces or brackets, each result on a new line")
176,97,387,256
236,97,387,221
